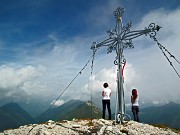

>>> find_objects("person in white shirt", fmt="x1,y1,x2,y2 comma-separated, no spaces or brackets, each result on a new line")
131,89,139,122
102,83,112,120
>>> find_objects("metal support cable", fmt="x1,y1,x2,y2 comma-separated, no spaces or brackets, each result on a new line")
164,48,180,65
174,57,180,65
152,36,180,78
91,50,96,75
161,44,180,65
49,52,96,111
27,51,95,135
90,50,96,124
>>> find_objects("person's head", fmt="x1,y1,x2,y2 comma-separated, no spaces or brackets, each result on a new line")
132,89,138,96
103,83,109,88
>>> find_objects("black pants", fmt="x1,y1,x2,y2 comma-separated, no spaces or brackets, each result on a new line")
132,106,139,122
102,100,111,120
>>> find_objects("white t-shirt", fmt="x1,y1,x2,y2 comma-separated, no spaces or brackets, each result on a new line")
102,87,111,100
132,96,139,106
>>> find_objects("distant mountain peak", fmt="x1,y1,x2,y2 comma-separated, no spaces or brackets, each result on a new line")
1,102,23,111
86,100,96,106
2,102,19,107
0,102,35,132
37,100,102,123
166,101,179,106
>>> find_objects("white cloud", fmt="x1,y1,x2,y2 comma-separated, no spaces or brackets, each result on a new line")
0,64,46,101
0,65,44,89
51,99,65,107
152,100,170,105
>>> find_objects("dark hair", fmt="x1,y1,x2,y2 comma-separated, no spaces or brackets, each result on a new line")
132,89,138,100
132,89,137,96
103,83,108,88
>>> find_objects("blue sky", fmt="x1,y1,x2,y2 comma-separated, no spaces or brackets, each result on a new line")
0,0,179,64
0,0,180,116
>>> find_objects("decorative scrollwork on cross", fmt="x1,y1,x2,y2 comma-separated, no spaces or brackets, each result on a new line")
113,7,125,19
114,56,118,65
144,23,161,38
146,23,157,38
107,29,117,39
107,42,116,54
123,39,134,49
122,22,132,36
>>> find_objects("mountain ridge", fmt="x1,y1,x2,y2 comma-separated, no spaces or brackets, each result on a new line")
0,102,35,132
141,102,180,129
126,101,180,129
0,100,180,132
36,100,102,123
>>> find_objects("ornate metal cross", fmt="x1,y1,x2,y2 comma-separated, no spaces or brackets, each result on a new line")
91,6,160,123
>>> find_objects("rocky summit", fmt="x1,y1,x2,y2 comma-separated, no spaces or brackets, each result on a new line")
0,119,179,135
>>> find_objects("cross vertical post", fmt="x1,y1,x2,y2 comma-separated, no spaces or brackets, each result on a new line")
115,7,125,122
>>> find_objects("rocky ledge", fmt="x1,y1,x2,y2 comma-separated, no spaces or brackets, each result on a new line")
0,119,179,135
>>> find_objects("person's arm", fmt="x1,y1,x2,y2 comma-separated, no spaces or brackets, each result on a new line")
102,91,105,97
131,96,134,104
110,92,112,97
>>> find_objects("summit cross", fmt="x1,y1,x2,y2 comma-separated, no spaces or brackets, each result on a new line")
91,6,161,123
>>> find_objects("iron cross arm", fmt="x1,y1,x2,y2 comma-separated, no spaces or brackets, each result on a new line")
123,23,161,40
90,38,115,52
